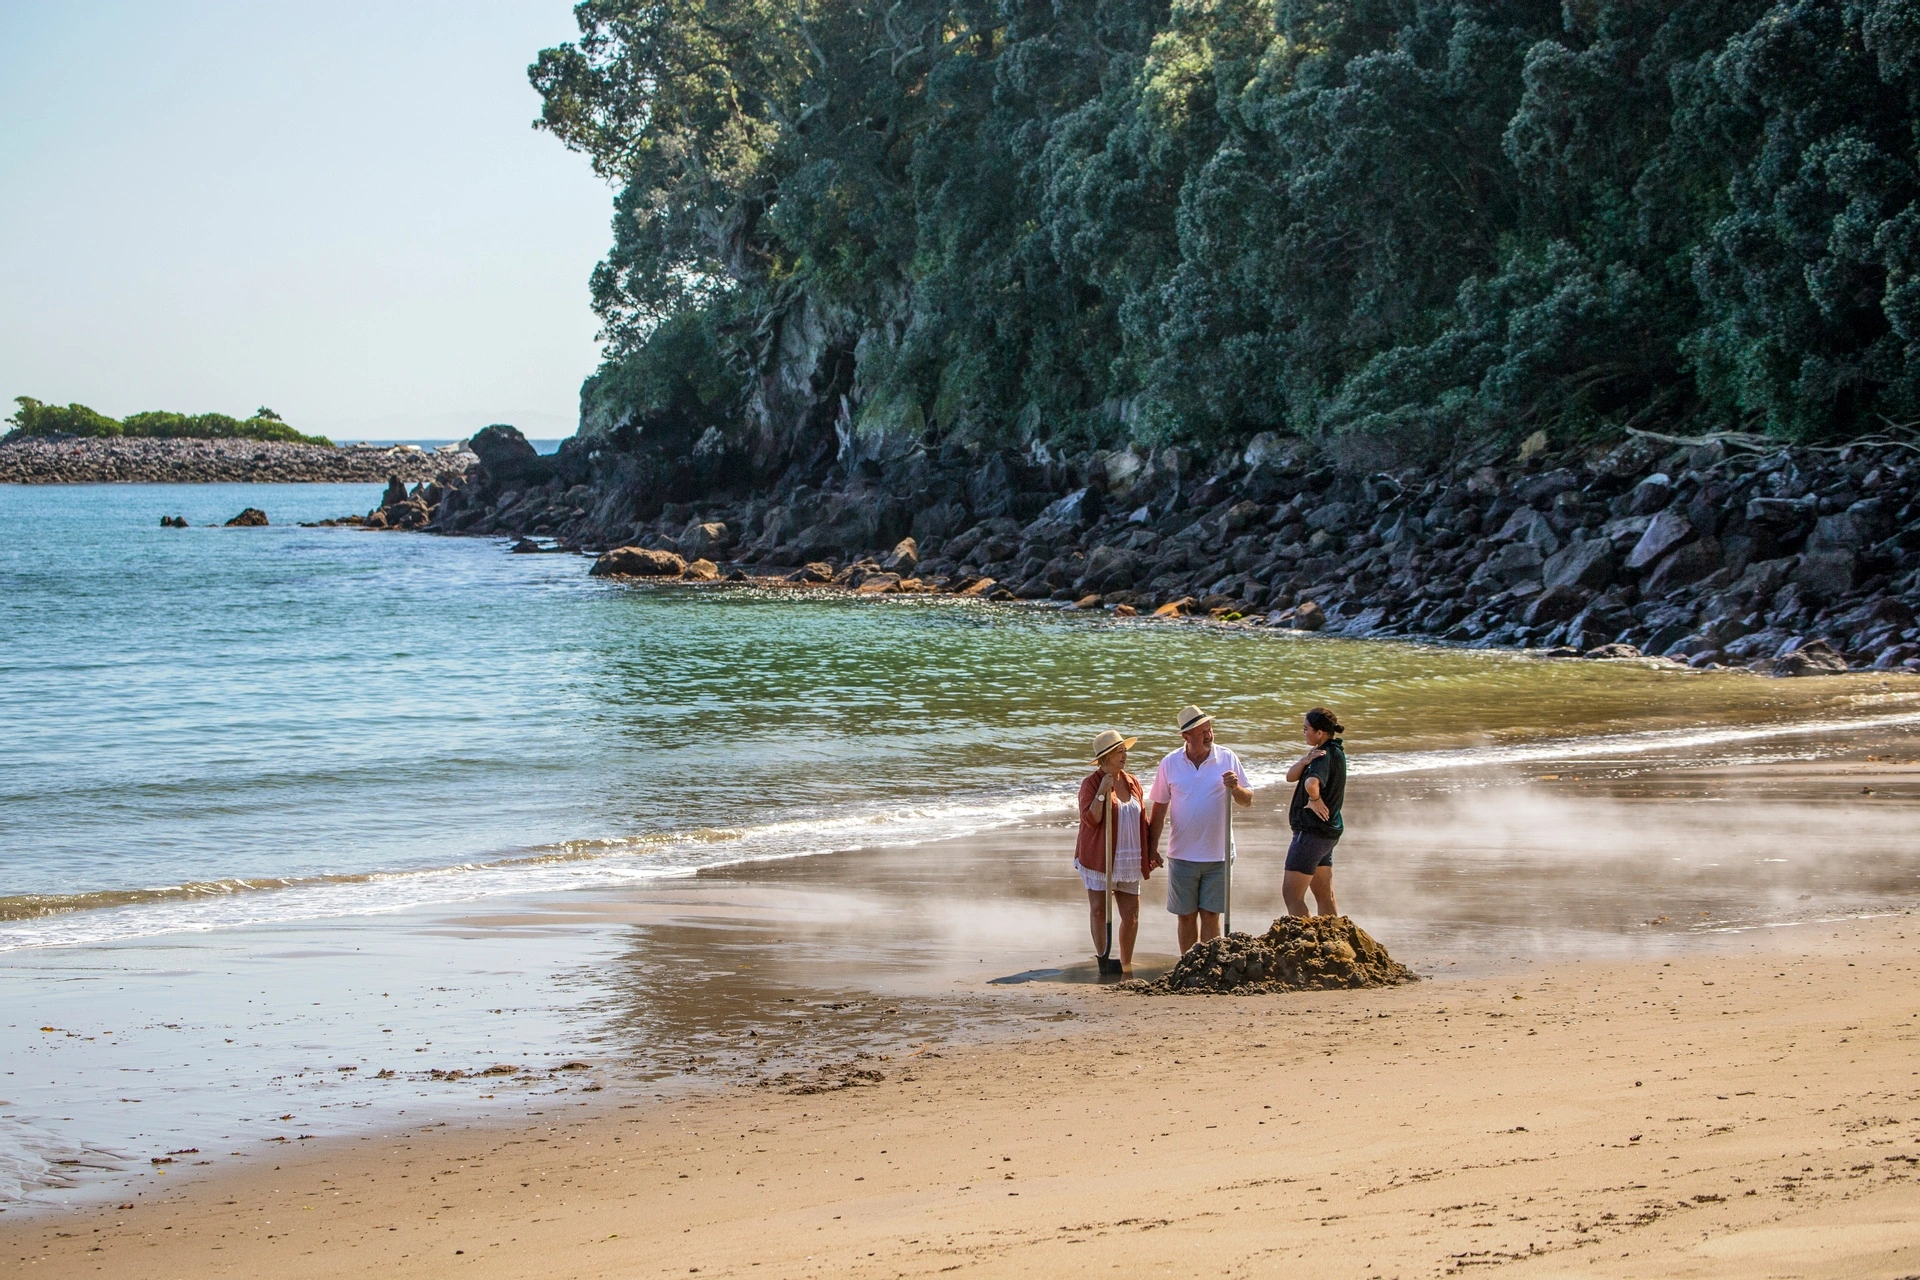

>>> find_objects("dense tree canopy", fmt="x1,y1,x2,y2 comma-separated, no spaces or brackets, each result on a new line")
4,398,330,445
534,0,1920,460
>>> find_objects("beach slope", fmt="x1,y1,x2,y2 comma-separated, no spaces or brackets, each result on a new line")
7,913,1917,1278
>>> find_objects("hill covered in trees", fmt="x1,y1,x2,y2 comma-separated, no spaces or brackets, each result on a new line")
532,0,1920,491
5,397,329,446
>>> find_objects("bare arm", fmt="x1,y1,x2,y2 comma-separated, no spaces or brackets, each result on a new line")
1225,774,1254,808
1305,776,1330,822
1147,801,1166,859
1285,748,1324,783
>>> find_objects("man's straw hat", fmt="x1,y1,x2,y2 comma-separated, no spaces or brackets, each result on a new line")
1176,704,1213,733
1091,729,1138,762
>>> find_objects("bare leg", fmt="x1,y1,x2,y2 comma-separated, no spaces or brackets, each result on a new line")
1087,888,1107,954
1177,911,1199,954
1197,909,1221,944
1309,867,1337,916
1115,889,1140,969
1283,870,1314,917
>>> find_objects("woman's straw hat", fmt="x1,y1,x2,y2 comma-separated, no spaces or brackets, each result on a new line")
1176,704,1213,733
1091,729,1138,762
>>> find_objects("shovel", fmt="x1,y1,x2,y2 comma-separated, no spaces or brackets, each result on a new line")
1223,780,1235,936
1097,788,1124,975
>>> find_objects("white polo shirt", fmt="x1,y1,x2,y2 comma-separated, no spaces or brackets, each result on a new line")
1148,744,1248,863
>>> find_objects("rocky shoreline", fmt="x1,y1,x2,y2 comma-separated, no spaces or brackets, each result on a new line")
366,423,1920,674
0,435,473,484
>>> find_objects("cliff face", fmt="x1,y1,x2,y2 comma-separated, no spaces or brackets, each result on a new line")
428,420,1920,674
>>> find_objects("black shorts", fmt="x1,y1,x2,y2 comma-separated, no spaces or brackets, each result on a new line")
1285,831,1338,874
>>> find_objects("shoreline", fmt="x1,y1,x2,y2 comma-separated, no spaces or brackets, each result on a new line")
3,735,1916,1225
5,908,1915,1278
425,424,1920,674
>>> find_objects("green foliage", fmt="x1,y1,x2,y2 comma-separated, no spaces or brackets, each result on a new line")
537,0,1920,455
5,397,330,445
5,397,123,439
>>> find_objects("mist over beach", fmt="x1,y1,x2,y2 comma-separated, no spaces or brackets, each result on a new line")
6,2,1920,1277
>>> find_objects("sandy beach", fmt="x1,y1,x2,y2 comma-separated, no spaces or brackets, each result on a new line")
7,741,1918,1279
5,910,1916,1278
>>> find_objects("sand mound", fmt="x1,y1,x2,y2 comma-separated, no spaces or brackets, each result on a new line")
1125,916,1417,995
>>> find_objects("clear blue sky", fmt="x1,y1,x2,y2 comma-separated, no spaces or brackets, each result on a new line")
0,2,612,441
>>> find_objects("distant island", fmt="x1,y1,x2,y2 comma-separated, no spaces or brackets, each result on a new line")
5,396,331,446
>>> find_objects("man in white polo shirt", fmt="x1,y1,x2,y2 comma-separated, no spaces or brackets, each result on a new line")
1147,705,1253,953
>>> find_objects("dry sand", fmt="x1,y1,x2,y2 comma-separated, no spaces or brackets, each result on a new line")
7,908,1917,1279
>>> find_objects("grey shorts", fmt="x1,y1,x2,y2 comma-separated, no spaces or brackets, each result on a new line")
1166,858,1227,916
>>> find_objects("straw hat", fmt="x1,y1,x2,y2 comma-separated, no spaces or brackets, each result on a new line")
1176,704,1213,733
1091,729,1138,762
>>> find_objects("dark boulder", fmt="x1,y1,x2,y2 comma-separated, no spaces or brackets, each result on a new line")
1522,585,1587,627
1626,510,1692,571
1542,538,1614,592
1772,638,1848,677
381,475,409,509
468,424,550,486
589,546,687,577
1629,473,1674,515
1643,537,1722,594
1584,642,1643,659
224,508,268,527
1079,544,1144,593
1792,549,1857,603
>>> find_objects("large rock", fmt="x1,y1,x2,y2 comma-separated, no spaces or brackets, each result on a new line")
468,424,548,485
1626,510,1692,570
1522,585,1587,626
1542,538,1614,591
1808,511,1867,551
678,521,731,558
1496,506,1560,556
1289,600,1327,631
1643,537,1722,594
1772,638,1849,677
224,507,268,527
380,475,409,509
1792,549,1856,603
882,537,919,572
1629,472,1674,515
589,546,687,577
1472,540,1545,587
1080,544,1143,592
1745,495,1817,533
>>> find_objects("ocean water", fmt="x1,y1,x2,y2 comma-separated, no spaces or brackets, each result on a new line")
4,481,1920,1204
5,481,1920,953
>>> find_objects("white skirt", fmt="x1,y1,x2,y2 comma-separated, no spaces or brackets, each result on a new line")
1079,864,1141,894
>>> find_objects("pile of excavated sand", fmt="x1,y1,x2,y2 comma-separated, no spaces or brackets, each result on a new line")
1125,915,1417,995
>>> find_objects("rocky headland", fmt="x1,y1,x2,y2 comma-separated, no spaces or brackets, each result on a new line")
394,422,1920,676
0,435,473,484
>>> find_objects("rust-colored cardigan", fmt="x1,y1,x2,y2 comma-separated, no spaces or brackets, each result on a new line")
1073,769,1157,880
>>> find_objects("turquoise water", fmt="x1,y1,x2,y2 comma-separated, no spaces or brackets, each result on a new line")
5,482,1920,950
4,481,1920,1205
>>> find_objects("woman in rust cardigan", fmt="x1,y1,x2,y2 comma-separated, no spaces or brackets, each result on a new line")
1075,730,1159,973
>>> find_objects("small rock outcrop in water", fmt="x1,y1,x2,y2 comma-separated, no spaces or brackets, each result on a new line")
1125,916,1417,995
224,508,268,527
589,546,686,577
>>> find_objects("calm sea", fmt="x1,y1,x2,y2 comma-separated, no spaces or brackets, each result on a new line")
3,481,1919,1205
4,481,1919,951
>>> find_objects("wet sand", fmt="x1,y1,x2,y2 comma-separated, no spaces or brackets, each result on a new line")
5,910,1917,1278
5,737,1919,1275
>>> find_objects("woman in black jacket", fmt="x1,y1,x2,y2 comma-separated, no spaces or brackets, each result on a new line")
1282,707,1346,917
